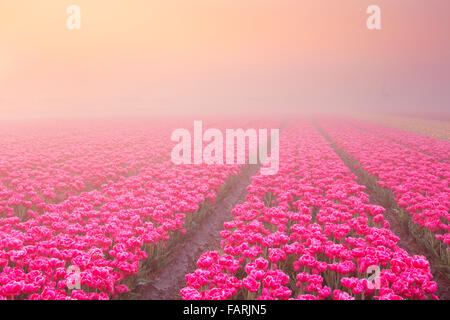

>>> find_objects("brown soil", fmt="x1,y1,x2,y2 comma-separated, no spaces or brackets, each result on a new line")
138,164,260,300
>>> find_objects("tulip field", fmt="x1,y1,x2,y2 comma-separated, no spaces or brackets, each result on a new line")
0,116,448,300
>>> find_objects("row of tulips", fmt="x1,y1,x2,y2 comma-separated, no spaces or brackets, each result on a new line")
0,164,242,300
316,119,449,265
181,121,438,300
0,120,174,220
343,118,449,163
1,118,281,299
360,115,450,141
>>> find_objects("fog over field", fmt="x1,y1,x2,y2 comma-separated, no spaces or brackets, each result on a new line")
1,0,449,119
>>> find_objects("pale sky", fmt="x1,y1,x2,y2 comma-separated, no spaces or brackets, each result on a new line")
1,0,449,118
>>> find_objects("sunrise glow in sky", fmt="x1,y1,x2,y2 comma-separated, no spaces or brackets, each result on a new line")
1,0,449,118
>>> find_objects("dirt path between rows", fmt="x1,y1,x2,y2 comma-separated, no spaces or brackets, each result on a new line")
138,165,260,300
